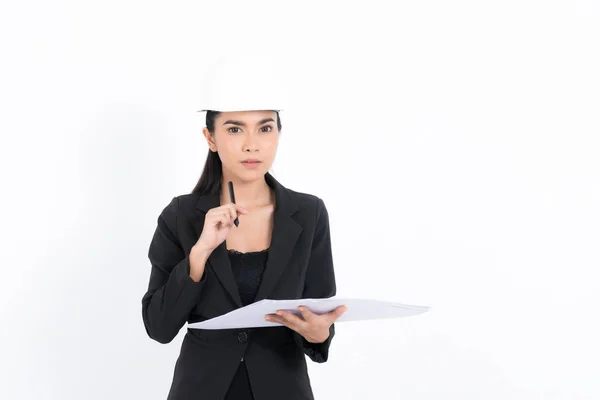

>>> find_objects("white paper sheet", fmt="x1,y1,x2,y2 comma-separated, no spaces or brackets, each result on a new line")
187,297,429,330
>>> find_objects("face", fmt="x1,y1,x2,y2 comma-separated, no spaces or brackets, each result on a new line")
203,110,280,183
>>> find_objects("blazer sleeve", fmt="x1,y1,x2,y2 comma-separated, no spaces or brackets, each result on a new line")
141,197,208,344
295,197,337,363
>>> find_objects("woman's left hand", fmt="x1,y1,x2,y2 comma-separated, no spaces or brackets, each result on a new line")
265,305,348,343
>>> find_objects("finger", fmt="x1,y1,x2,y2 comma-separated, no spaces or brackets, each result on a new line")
265,314,289,327
225,203,249,215
208,210,225,219
224,206,236,222
266,316,303,334
219,205,241,224
213,211,231,222
223,211,233,222
325,305,348,323
275,310,306,331
298,306,317,322
216,214,231,229
207,210,228,221
265,313,281,323
234,204,250,215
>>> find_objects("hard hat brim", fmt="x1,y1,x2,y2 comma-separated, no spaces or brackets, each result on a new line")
196,108,282,113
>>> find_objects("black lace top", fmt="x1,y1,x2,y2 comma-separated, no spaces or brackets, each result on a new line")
227,248,269,306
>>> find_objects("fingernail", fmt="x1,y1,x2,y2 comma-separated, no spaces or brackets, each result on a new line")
299,306,305,311
265,316,271,321
276,311,283,316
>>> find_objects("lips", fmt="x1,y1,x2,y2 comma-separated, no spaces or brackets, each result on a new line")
240,159,262,169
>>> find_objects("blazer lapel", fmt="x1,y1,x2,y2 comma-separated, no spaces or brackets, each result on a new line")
254,173,303,302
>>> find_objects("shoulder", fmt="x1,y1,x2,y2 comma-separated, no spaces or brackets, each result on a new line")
284,187,329,224
266,172,325,214
156,192,204,221
172,192,203,211
287,188,322,209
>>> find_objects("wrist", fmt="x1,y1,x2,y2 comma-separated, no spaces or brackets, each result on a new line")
305,329,330,344
191,244,212,262
189,245,211,281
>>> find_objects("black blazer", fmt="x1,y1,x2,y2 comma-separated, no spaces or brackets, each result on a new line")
142,173,337,400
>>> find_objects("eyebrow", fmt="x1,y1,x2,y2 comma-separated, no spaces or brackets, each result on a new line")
222,118,275,127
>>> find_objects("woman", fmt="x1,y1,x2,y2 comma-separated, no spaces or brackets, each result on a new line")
141,107,347,400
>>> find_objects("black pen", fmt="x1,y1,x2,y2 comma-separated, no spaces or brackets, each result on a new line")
228,181,239,227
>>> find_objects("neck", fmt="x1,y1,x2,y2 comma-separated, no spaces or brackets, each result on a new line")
219,174,273,208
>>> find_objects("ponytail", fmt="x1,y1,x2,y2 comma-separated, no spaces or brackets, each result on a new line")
191,149,222,195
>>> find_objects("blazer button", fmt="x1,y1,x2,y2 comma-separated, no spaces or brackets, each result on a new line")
237,331,248,343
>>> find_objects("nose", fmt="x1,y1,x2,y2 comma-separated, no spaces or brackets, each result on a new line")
242,134,259,152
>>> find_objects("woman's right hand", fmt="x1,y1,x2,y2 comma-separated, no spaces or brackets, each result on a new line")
194,203,249,254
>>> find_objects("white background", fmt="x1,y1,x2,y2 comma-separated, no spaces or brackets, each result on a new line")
1,1,599,399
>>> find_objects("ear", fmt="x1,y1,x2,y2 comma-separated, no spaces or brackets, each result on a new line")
202,127,217,152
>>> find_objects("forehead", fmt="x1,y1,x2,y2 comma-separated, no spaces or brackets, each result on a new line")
215,110,277,124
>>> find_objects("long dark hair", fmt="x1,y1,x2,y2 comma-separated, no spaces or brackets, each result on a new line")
191,110,282,195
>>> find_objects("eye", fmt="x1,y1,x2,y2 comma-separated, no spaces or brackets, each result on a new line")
260,125,273,133
228,127,241,133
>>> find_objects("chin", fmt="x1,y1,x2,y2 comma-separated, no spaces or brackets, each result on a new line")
237,167,266,181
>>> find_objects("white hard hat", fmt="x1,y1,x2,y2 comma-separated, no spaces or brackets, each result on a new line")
197,55,287,113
